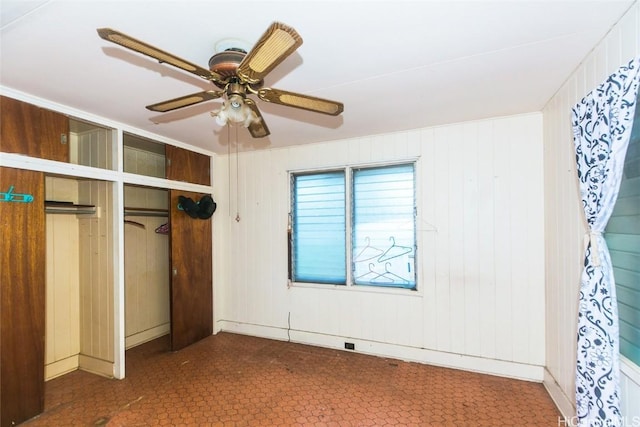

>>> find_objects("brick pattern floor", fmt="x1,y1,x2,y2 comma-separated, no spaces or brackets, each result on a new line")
23,332,561,426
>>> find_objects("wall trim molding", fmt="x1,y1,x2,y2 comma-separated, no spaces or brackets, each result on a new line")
125,324,170,350
45,355,80,381
78,354,114,379
217,320,544,382
543,368,575,419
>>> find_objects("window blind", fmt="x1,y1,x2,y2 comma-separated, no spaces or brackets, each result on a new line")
292,171,346,284
352,164,416,288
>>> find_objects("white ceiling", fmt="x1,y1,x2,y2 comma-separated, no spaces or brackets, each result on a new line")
0,0,635,154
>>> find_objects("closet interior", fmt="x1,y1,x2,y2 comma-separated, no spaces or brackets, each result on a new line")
122,134,171,349
123,184,170,349
44,118,116,380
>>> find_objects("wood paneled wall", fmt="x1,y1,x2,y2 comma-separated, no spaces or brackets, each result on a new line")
213,113,545,379
542,2,640,419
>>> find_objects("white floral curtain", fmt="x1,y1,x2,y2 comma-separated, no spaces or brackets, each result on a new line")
571,56,640,427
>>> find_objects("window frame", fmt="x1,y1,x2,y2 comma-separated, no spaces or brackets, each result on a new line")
288,160,418,291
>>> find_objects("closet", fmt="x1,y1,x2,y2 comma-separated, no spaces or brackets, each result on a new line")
42,118,116,384
123,135,171,348
123,185,170,349
1,95,76,426
123,134,213,352
44,174,115,380
1,95,213,427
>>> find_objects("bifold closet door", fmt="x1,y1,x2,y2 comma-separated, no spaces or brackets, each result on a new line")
0,167,45,427
168,190,213,351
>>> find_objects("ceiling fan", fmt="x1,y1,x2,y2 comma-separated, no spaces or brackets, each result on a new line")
97,22,344,138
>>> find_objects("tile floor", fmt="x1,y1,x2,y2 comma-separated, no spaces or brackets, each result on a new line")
24,332,561,426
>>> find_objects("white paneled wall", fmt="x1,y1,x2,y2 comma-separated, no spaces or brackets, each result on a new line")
121,142,168,363
124,146,166,178
542,2,640,420
123,186,170,348
44,174,116,379
78,179,114,376
214,113,545,380
45,177,81,380
74,128,113,170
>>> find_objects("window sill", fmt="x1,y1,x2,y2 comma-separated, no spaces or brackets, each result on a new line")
289,280,423,297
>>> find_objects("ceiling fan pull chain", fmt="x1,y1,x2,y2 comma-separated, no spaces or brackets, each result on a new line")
235,125,241,223
227,125,232,218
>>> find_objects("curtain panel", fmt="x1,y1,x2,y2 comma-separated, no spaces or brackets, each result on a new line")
571,56,640,427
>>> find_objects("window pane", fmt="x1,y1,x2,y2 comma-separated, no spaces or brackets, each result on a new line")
352,164,416,289
605,99,640,366
292,171,346,284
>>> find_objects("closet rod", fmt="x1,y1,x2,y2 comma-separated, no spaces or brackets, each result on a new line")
123,207,168,217
45,201,96,215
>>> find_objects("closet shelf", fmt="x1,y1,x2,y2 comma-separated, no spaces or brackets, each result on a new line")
124,207,168,217
45,201,96,215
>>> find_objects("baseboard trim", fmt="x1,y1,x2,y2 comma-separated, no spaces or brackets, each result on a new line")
78,354,114,378
217,320,544,382
543,368,575,419
45,355,79,381
125,323,170,349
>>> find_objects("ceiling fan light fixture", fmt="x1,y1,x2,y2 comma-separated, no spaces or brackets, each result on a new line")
213,94,259,128
98,22,342,140
229,94,243,109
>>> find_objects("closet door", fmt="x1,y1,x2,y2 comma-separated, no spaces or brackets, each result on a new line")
0,96,69,162
0,167,45,427
39,107,70,162
165,145,210,186
168,190,213,351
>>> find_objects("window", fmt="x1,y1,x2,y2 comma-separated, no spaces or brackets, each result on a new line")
290,163,416,289
291,171,346,284
605,96,640,366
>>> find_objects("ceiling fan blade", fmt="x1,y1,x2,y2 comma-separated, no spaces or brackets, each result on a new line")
97,28,223,82
236,22,303,85
257,88,344,116
244,98,270,138
146,90,222,112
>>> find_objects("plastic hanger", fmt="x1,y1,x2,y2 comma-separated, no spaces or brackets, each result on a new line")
354,237,384,262
0,185,33,203
377,236,412,262
372,262,410,284
355,263,380,281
